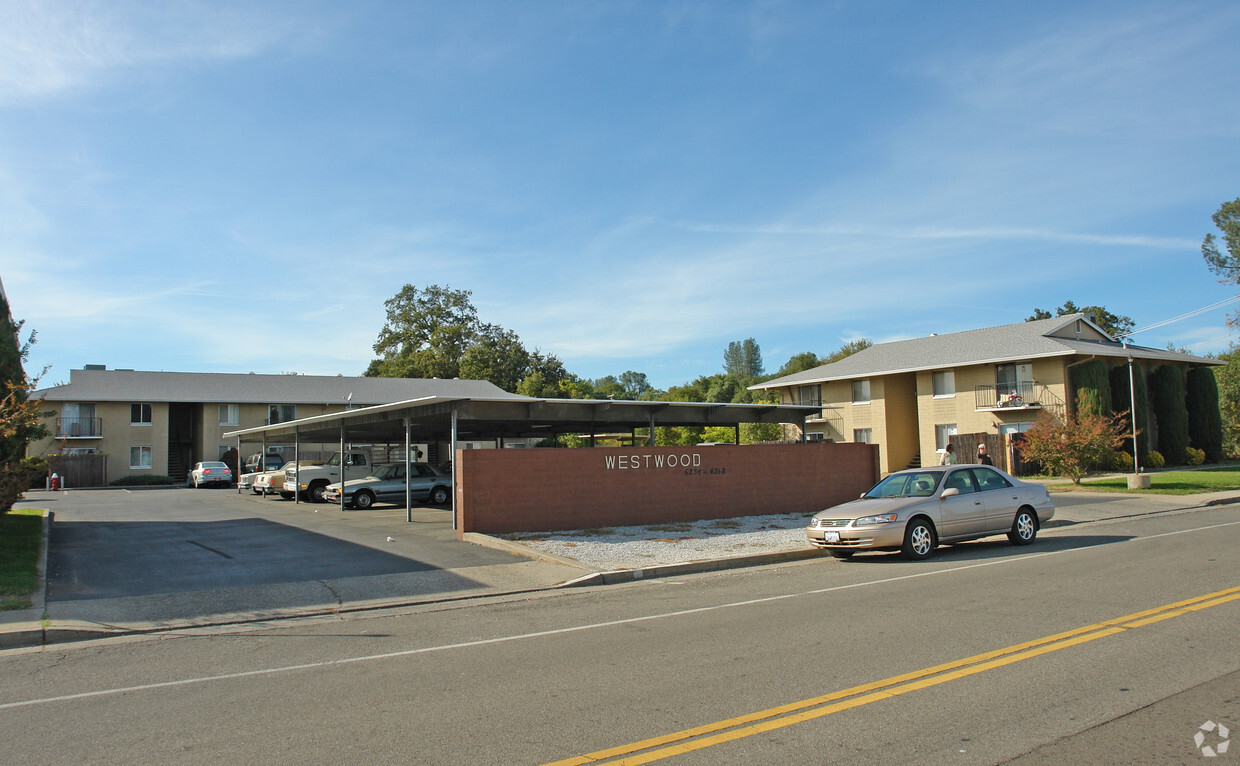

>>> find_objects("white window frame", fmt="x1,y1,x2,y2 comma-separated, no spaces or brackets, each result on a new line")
935,424,958,451
130,403,153,425
129,446,152,470
853,428,872,444
798,384,822,406
805,432,825,442
851,379,871,404
932,371,955,398
219,404,240,426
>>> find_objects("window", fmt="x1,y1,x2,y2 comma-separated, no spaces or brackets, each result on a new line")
129,446,152,469
805,432,825,442
130,403,152,425
971,467,1012,491
852,379,871,404
932,371,955,397
268,404,296,424
798,384,822,406
935,423,957,451
943,469,977,494
219,404,240,426
853,428,872,444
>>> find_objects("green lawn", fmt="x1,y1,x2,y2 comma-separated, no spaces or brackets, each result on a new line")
1050,467,1240,495
0,508,44,610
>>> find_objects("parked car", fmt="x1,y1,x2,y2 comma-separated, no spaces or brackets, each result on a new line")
187,461,234,488
239,453,287,491
324,462,452,509
806,464,1054,560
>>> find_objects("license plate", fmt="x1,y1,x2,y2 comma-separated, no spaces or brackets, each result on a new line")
823,531,840,543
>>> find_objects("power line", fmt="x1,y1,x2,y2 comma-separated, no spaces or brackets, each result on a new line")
1128,295,1240,337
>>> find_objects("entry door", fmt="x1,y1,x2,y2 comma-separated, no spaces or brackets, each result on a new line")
937,469,987,539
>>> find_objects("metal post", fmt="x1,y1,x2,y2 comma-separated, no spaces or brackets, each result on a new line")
649,415,655,446
261,434,267,496
734,424,740,445
340,422,346,512
1128,353,1140,474
294,430,300,505
405,417,412,523
236,436,242,493
450,407,459,532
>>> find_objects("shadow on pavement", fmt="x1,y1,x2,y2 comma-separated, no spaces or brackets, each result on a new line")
834,533,1136,566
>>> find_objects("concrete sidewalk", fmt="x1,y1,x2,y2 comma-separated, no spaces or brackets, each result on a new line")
3,487,1237,649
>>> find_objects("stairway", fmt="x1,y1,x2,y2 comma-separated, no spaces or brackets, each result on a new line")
905,453,922,470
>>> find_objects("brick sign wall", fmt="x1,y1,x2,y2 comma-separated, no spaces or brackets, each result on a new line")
454,442,880,536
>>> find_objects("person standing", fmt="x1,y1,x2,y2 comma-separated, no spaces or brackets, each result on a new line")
939,443,955,465
977,443,994,466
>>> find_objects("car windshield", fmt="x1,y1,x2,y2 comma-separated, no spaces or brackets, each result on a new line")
865,471,943,498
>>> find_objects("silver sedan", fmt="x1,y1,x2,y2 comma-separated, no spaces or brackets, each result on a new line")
806,464,1055,560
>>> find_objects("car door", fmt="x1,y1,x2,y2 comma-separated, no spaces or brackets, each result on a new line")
971,467,1022,532
408,463,436,500
937,468,987,539
373,463,406,504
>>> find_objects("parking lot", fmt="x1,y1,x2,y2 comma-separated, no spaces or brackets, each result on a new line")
31,487,581,629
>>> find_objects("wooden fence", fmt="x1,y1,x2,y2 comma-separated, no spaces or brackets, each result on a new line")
47,454,109,488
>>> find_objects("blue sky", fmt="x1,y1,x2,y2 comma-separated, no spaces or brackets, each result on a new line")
2,1,1238,390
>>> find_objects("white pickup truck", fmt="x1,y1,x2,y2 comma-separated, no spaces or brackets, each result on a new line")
285,448,383,502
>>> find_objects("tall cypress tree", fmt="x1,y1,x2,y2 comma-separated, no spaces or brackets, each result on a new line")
1187,367,1224,463
1071,360,1112,417
1148,365,1189,464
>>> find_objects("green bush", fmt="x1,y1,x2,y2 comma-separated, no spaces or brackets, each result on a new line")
1149,365,1189,465
108,475,176,486
1186,367,1224,462
1110,450,1134,472
1110,363,1149,460
1185,447,1206,466
1146,450,1166,469
1072,360,1113,417
21,456,47,489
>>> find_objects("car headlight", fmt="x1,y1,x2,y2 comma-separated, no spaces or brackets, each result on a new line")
853,513,898,526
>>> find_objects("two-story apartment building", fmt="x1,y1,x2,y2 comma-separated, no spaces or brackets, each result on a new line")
751,314,1222,474
31,367,523,482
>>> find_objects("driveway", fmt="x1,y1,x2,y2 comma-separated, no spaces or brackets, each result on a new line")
32,487,581,629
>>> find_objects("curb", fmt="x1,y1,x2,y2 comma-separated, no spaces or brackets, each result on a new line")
558,548,835,586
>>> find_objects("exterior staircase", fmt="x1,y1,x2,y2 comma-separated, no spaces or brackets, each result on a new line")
905,453,922,470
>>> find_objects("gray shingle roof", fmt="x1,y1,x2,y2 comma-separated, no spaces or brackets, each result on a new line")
752,314,1221,389
32,369,532,404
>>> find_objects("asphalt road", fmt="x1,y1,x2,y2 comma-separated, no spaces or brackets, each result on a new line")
1,504,1237,765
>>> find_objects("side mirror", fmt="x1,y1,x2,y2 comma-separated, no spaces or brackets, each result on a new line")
941,487,960,498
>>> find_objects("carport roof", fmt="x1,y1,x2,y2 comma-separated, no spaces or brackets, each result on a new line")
224,395,824,445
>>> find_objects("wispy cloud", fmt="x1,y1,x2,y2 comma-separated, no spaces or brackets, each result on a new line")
0,0,319,104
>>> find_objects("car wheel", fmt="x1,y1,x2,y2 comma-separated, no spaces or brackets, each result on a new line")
430,485,450,505
354,490,375,510
901,518,937,560
279,491,294,500
828,549,856,559
1008,507,1038,545
309,481,328,503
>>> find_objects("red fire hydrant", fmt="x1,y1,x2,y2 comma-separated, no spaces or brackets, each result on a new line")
49,472,61,490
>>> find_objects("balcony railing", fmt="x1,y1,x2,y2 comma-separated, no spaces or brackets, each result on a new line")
974,382,1065,418
56,417,103,438
798,399,844,437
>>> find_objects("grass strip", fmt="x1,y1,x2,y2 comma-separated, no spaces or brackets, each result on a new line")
0,508,44,610
1050,467,1240,494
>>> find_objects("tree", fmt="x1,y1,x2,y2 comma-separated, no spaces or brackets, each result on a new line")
366,284,481,379
723,338,763,380
774,352,820,377
1027,301,1134,338
1202,197,1240,325
1071,360,1112,417
459,324,530,392
0,292,48,513
1110,361,1150,460
823,338,873,364
1018,410,1128,484
1148,365,1189,464
1186,366,1224,463
1215,345,1240,458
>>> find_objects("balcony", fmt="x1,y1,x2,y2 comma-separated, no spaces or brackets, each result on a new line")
974,383,1065,419
799,399,844,437
56,417,103,438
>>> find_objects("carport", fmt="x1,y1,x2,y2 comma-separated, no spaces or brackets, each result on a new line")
224,394,823,527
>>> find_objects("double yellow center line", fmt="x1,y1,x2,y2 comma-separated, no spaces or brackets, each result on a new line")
545,585,1240,766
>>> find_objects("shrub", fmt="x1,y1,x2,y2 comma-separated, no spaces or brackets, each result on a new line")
1146,450,1165,469
1186,367,1224,462
1017,410,1128,484
1149,365,1189,465
21,456,47,489
1185,447,1206,466
108,475,176,487
1110,450,1134,472
1110,363,1150,460
1072,360,1112,417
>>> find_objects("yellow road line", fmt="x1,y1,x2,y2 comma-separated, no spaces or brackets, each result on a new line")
543,585,1240,766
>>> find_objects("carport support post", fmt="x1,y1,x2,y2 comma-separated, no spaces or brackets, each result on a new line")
734,424,740,445
405,417,412,523
236,436,242,493
649,414,655,446
261,434,268,496
340,423,346,512
451,406,458,531
293,430,300,505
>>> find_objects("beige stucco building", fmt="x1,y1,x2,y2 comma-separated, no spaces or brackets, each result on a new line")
751,314,1221,475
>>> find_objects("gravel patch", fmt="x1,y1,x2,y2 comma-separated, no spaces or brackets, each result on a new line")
500,512,816,570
